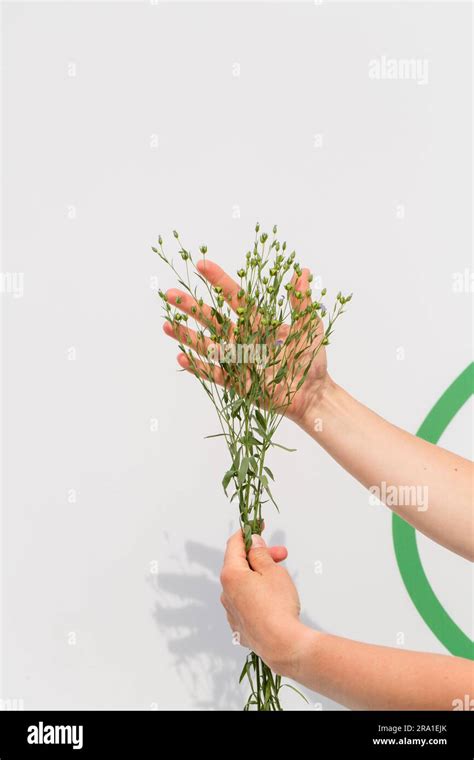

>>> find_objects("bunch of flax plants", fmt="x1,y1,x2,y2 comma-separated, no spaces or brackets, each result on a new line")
153,224,351,711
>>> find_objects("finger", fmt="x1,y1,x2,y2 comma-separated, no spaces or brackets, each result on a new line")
222,530,251,575
247,534,276,574
165,288,235,335
163,320,214,359
269,545,288,563
177,352,226,386
196,259,242,313
290,267,312,312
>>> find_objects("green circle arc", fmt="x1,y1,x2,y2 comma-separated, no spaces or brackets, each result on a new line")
392,362,474,660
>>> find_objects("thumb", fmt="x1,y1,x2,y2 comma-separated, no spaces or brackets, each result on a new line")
248,534,276,573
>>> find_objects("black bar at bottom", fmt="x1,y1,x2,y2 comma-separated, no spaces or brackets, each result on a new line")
0,710,472,757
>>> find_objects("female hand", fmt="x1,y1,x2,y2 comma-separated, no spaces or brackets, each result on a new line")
163,258,330,425
219,530,305,674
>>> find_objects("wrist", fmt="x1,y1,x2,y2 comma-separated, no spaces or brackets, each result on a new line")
263,619,320,680
296,374,340,436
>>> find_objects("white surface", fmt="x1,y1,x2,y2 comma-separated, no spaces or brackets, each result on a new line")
2,1,472,709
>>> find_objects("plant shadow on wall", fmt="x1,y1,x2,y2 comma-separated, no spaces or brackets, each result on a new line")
151,530,321,710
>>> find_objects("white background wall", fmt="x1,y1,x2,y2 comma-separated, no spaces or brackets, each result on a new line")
2,1,472,710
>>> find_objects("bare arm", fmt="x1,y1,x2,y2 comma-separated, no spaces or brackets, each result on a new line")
164,258,473,560
296,378,473,561
221,532,474,711
287,625,473,710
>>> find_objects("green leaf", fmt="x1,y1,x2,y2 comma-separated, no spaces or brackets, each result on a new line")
241,433,263,448
211,307,223,325
270,441,297,452
263,480,280,512
254,409,266,431
238,457,250,485
254,416,267,439
233,449,242,472
177,278,192,293
264,681,271,704
263,466,275,481
222,469,234,495
273,365,288,384
281,683,309,703
243,523,252,551
204,433,230,439
231,398,244,418
249,456,258,473
239,661,248,684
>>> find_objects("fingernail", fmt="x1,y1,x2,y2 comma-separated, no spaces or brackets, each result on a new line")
251,534,265,548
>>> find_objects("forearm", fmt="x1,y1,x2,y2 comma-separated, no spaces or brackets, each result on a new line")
279,623,474,710
297,378,473,560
